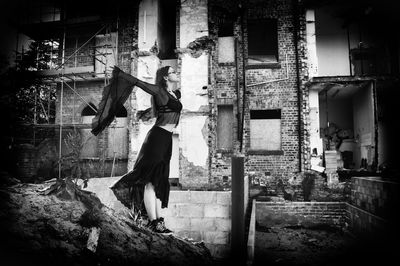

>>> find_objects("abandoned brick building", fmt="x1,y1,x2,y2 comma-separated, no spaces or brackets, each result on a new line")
8,0,398,189
2,0,400,258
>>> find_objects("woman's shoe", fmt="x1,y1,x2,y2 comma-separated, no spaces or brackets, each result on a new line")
147,219,158,231
147,218,173,234
157,217,173,235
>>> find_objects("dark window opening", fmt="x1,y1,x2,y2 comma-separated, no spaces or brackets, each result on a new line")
219,21,234,37
247,18,279,64
158,0,177,59
82,103,97,116
250,109,281,120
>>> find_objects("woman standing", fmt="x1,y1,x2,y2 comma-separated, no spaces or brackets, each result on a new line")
109,65,182,234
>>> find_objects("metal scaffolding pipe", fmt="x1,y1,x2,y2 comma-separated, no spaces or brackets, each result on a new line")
59,28,66,179
61,80,97,114
56,25,106,70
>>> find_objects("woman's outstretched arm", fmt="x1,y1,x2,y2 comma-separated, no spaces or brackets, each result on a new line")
112,66,160,96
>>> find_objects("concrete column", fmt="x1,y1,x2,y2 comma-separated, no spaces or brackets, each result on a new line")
231,156,246,263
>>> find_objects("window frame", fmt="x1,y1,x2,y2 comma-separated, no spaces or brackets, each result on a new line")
217,104,234,152
246,18,280,69
249,109,283,155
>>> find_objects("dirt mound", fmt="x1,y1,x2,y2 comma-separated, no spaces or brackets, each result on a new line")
0,177,214,266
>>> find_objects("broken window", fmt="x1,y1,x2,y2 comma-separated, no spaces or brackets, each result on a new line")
107,106,128,159
157,0,177,59
81,103,97,116
247,18,279,65
218,37,235,64
250,109,281,151
64,35,94,69
218,21,235,64
218,21,234,37
81,103,98,158
217,105,234,150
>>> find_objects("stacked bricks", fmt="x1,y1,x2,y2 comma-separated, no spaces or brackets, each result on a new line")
256,202,347,228
346,176,400,236
163,191,232,258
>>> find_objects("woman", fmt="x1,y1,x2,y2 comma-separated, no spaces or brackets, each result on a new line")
110,65,182,234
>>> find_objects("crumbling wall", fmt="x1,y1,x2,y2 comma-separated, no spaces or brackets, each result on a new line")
209,0,310,190
127,0,210,189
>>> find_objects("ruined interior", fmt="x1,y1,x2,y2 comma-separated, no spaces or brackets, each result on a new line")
309,79,379,180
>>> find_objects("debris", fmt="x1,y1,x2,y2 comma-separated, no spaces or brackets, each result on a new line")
311,165,325,173
86,227,101,253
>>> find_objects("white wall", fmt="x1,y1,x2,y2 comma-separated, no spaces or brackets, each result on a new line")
309,90,323,156
315,6,350,76
352,84,374,168
306,10,318,78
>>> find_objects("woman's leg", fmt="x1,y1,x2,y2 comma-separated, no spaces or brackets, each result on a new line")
155,198,162,219
143,183,157,221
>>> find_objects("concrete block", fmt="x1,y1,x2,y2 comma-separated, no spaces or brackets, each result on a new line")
169,191,191,203
191,218,216,231
177,204,204,217
202,231,230,245
214,218,231,231
161,203,179,217
204,204,230,218
216,192,231,205
164,217,191,230
190,191,216,204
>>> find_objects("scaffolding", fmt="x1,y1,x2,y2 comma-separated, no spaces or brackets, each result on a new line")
15,5,128,179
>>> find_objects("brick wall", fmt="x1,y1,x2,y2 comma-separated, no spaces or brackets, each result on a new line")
351,177,400,220
15,144,37,179
256,202,347,228
347,176,400,235
345,203,388,236
208,0,310,190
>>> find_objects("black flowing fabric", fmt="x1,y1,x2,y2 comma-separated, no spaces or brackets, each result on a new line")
91,70,136,136
111,126,173,214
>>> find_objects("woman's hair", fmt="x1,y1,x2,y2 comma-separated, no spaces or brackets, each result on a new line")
155,66,171,89
152,65,171,117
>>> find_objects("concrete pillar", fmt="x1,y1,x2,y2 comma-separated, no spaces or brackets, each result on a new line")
231,156,246,263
